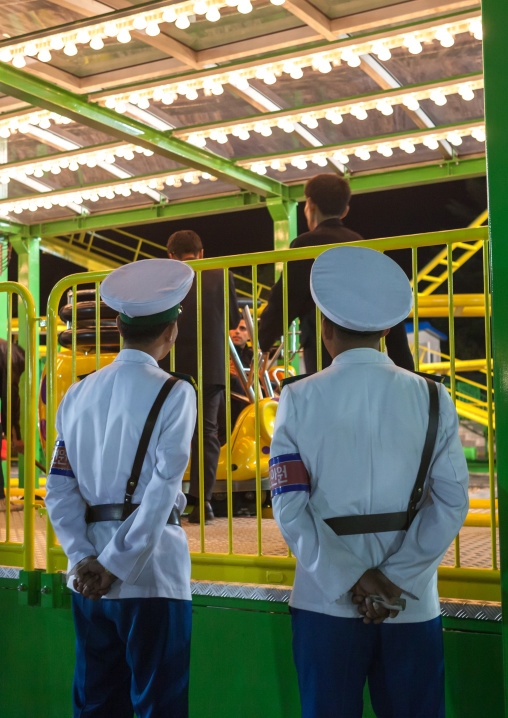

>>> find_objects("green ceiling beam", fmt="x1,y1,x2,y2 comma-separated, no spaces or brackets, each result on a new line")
287,156,487,201
0,219,29,237
0,62,285,198
31,191,266,237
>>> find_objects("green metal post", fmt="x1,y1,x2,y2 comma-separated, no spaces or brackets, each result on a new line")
11,236,40,489
482,0,508,711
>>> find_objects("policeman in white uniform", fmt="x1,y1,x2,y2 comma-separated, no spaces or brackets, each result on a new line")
270,246,469,718
45,259,197,718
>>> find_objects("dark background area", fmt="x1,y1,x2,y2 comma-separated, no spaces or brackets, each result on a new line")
23,175,488,358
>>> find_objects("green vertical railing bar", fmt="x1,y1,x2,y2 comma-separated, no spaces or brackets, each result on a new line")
482,0,508,709
95,284,101,372
447,244,460,568
5,295,11,541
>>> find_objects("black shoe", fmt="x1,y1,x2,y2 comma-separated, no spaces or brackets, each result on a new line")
187,502,215,524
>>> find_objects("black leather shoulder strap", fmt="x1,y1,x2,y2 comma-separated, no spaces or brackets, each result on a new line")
406,377,440,527
169,371,197,390
281,373,311,389
122,376,178,518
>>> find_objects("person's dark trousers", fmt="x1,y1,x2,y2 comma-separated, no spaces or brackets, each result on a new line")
291,607,445,718
72,593,192,718
303,319,415,375
189,384,223,502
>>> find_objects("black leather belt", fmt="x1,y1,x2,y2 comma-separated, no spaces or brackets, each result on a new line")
85,504,181,526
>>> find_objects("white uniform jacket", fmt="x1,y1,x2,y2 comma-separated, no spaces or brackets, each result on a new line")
270,348,469,623
45,349,197,600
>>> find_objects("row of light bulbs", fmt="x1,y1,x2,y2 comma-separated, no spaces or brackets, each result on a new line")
243,125,486,174
0,171,217,216
103,16,483,110
181,78,484,147
0,124,485,217
0,111,72,139
0,0,286,67
0,144,154,185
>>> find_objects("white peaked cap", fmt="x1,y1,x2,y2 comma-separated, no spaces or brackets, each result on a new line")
310,246,413,332
100,258,194,325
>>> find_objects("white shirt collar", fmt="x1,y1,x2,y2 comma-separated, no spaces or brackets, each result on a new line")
113,348,159,368
331,348,394,366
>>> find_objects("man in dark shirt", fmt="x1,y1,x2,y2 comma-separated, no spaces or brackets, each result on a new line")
258,174,414,374
159,231,240,523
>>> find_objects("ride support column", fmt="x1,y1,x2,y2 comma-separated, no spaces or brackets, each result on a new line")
482,0,508,712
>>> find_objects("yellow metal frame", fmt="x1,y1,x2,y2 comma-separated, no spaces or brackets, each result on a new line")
0,282,37,571
42,225,498,601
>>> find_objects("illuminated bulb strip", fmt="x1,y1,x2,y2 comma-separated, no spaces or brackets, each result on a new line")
238,124,486,174
100,16,483,113
179,78,484,146
0,110,72,139
0,0,284,65
0,171,218,217
0,144,154,184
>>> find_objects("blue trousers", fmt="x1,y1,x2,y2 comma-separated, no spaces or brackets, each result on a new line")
72,593,192,718
291,608,445,718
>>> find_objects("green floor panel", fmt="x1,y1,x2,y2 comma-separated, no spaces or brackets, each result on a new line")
0,585,503,717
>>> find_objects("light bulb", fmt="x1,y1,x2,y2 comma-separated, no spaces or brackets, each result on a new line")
459,86,475,101
317,59,332,73
193,0,209,13
33,168,44,178
354,148,370,161
162,92,176,104
399,140,416,153
123,150,135,161
0,127,10,139
352,106,368,120
211,82,223,95
377,144,393,157
24,42,37,57
325,110,343,125
226,0,239,5
402,95,420,111
472,128,486,142
260,125,272,137
290,66,303,80
263,71,276,84
312,155,327,167
117,28,131,43
104,22,118,37
76,29,91,44
105,97,117,109
37,48,52,62
435,28,454,47
216,132,228,144
271,0,285,4
90,35,104,50
186,89,199,100
138,97,150,109
270,160,281,170
64,42,78,56
69,161,79,171
206,6,221,21
303,116,319,129
403,35,422,54
162,8,178,23
39,117,51,129
189,134,207,148
469,19,482,40
133,15,147,30
50,36,65,51
376,101,393,116
175,15,190,29
86,158,97,168
430,90,447,106
237,0,253,14
51,165,61,174
277,119,293,133
12,55,26,68
115,101,127,113
0,49,12,62
146,21,161,36
372,42,391,61
238,129,250,140
423,136,439,150
129,92,140,104
446,132,462,146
